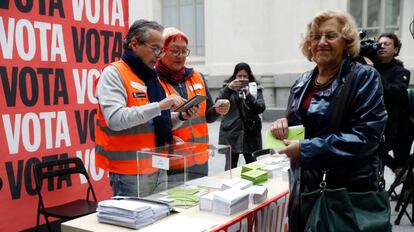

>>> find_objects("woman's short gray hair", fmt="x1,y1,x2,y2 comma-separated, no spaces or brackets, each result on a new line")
123,19,164,49
300,10,360,61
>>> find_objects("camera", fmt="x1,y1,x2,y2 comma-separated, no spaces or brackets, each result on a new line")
359,30,381,60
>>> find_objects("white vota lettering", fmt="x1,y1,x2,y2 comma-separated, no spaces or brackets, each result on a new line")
0,17,66,61
88,69,99,103
256,204,270,232
267,202,277,232
50,24,67,62
73,69,88,104
72,0,85,21
2,114,21,154
77,148,104,182
89,148,104,180
2,111,71,154
77,149,89,184
0,17,15,59
111,0,124,26
72,0,124,26
16,19,36,61
226,217,248,232
85,0,100,23
103,0,109,25
55,111,71,148
33,21,51,61
73,69,100,104
39,112,56,149
21,112,41,152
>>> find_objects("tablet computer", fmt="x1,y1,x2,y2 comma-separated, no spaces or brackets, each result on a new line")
174,94,207,112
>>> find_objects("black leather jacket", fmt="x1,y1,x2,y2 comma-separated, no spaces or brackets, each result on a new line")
286,57,387,232
374,59,411,137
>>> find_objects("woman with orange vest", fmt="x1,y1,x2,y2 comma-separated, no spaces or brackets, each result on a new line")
95,20,185,197
156,27,230,182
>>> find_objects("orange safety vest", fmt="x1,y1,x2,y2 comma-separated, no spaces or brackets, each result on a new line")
159,71,209,169
95,60,158,175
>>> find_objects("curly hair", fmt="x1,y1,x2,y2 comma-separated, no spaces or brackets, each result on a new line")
378,32,402,57
300,10,360,61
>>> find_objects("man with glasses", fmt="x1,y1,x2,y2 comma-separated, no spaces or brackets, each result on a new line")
373,33,411,179
95,20,185,197
156,27,230,183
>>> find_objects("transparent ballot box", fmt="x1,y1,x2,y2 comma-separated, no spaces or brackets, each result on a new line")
136,143,231,198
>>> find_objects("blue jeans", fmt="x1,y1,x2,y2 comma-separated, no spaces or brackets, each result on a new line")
109,170,167,197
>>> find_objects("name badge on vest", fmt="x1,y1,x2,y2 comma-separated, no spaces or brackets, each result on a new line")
190,83,203,91
132,92,146,98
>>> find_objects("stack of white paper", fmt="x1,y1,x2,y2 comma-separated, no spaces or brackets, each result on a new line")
221,178,253,190
199,191,216,211
244,185,268,204
97,199,171,229
260,163,284,178
212,188,249,216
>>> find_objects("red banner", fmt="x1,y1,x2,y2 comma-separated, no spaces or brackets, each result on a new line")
0,0,128,230
212,191,289,232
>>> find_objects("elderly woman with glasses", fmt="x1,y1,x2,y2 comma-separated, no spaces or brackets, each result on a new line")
270,10,387,231
156,27,230,182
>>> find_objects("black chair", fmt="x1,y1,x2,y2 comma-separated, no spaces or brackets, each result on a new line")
252,149,276,161
388,153,414,225
33,157,98,231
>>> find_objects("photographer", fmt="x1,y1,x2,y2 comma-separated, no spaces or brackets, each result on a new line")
218,62,266,169
373,32,412,176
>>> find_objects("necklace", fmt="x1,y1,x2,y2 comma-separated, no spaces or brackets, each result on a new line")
313,76,335,89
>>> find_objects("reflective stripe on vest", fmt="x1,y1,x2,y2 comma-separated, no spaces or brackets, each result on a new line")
167,143,210,170
95,60,158,175
159,71,209,167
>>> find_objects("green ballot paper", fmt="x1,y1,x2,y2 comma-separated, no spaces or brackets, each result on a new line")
264,125,304,149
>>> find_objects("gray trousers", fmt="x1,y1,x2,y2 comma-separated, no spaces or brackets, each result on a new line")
109,170,167,197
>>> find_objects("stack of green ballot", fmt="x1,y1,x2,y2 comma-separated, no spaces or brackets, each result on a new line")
166,187,200,207
241,169,268,185
241,162,263,173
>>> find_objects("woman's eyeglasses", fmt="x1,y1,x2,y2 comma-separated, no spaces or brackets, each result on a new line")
166,48,191,57
308,32,342,42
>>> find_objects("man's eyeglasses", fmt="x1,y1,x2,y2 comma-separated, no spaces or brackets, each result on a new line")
144,43,165,56
166,48,191,57
308,32,342,42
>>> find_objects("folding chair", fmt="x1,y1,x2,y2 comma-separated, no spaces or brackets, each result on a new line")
251,149,276,161
390,154,414,225
33,157,98,231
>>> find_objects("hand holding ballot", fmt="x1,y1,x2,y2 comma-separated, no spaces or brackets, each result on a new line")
268,118,304,163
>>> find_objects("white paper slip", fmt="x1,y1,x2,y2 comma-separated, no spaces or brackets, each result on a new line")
98,199,151,212
214,188,249,205
244,185,268,204
221,178,253,190
199,191,216,211
212,188,249,216
266,156,289,164
185,176,227,189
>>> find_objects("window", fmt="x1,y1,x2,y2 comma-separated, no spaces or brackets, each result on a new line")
162,0,205,56
349,0,401,38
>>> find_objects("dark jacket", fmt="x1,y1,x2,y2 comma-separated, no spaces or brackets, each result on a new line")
287,58,387,232
218,83,266,154
374,59,411,137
